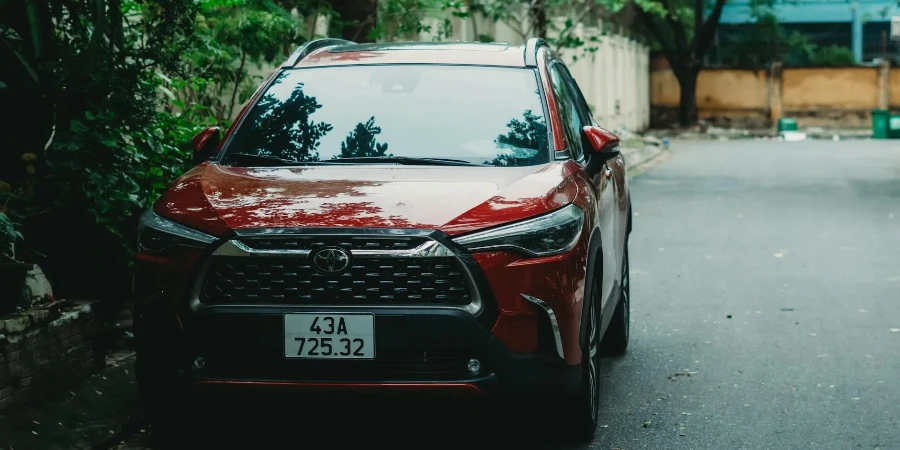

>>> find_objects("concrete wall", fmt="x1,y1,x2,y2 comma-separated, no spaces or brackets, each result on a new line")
651,61,895,128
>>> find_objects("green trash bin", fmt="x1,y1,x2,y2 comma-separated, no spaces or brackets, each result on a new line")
888,115,900,139
777,117,798,132
871,109,889,139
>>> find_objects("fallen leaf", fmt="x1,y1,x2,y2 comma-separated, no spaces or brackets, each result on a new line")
852,397,860,400
727,314,733,319
643,420,652,428
890,328,900,333
809,333,818,337
634,212,641,216
773,253,784,258
659,247,666,252
859,309,868,313
32,421,39,425
95,390,103,396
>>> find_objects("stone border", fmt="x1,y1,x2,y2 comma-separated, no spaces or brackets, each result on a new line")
1,301,102,411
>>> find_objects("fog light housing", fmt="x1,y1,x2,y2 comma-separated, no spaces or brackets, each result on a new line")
467,358,481,375
192,357,206,371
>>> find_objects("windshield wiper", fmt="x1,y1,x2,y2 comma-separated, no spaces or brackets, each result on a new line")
332,156,477,166
225,153,326,167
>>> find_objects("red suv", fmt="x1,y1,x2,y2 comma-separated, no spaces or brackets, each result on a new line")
133,38,632,441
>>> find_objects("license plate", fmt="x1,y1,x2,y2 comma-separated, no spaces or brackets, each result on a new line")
283,313,375,359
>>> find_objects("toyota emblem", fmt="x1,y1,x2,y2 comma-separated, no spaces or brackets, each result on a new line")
311,247,351,273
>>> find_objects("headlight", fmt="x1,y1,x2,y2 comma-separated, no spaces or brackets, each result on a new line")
137,210,217,253
453,204,584,257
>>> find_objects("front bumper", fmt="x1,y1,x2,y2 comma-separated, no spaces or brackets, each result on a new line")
138,299,580,396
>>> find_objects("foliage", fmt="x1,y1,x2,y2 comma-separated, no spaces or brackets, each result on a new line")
719,9,814,68
808,45,856,67
171,0,302,123
0,0,205,301
0,212,22,259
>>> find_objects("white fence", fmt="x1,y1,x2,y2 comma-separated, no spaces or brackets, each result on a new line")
247,13,650,134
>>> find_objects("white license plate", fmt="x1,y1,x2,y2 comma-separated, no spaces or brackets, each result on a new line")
283,313,375,359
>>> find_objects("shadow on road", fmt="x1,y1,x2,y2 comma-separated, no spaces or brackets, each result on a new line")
139,356,635,450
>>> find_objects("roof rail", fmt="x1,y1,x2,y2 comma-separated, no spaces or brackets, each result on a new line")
282,38,356,67
524,38,548,67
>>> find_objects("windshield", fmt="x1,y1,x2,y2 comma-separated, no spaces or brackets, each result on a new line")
221,65,550,167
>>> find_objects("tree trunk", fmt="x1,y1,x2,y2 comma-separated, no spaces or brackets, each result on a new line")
330,0,378,42
677,69,699,127
529,0,547,39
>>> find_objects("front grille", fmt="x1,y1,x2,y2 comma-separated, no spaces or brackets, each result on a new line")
200,256,472,306
238,235,430,252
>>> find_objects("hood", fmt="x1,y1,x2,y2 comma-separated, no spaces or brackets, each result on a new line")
153,162,582,237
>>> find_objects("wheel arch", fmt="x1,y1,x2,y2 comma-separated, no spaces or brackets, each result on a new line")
578,226,604,355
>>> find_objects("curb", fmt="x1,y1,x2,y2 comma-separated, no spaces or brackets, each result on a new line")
625,145,670,180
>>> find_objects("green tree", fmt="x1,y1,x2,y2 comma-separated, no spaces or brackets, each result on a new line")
169,0,302,123
630,0,729,126
0,0,205,304
338,117,391,158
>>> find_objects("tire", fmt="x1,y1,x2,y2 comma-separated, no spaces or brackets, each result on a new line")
600,240,630,355
558,278,602,442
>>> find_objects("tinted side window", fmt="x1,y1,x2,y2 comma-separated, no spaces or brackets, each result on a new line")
548,63,585,161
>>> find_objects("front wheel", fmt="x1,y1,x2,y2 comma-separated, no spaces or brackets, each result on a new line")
600,241,630,355
557,278,601,442
136,352,194,448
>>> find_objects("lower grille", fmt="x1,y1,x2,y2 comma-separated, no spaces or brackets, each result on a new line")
200,256,472,306
204,352,484,382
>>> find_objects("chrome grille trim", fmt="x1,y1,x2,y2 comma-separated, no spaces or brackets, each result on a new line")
191,234,483,315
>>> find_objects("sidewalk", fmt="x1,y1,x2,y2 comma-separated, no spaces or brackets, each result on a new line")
0,351,140,450
621,142,670,178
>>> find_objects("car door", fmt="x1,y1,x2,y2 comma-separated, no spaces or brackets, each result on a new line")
547,61,619,315
557,65,628,274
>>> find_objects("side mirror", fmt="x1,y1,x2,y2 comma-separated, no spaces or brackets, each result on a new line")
582,126,621,160
191,126,222,165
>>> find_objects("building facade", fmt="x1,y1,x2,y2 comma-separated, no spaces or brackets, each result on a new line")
711,0,900,65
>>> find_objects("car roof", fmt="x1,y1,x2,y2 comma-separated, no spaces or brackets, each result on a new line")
293,41,530,68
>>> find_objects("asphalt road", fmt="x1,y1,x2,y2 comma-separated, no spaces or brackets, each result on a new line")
110,139,900,450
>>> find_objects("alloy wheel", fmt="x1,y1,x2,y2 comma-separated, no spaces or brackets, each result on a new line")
587,286,600,422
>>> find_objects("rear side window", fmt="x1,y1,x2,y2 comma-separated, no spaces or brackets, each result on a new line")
223,65,551,167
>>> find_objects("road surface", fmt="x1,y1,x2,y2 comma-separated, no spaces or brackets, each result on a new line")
110,139,900,449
